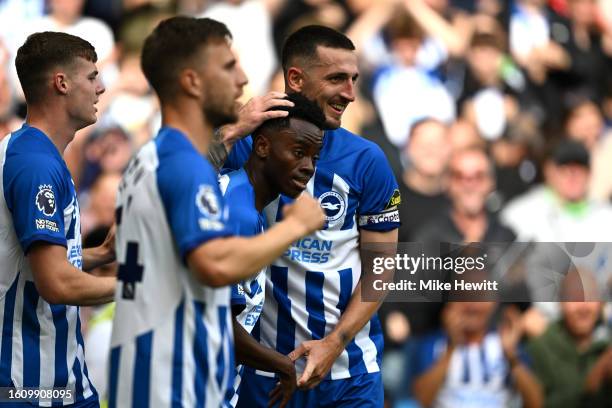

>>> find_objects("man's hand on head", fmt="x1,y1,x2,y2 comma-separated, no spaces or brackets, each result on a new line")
220,92,295,149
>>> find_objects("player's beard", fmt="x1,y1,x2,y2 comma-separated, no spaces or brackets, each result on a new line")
203,95,238,129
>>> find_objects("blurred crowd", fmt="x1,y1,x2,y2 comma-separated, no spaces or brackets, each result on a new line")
2,0,612,407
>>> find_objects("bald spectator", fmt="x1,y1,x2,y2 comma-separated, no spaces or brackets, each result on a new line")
448,119,486,152
416,147,515,243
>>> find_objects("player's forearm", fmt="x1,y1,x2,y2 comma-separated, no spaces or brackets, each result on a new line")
233,319,295,378
190,218,309,287
82,245,115,272
38,264,115,305
328,282,381,349
29,244,116,305
328,228,397,346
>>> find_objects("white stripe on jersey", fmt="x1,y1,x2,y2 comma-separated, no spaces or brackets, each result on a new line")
115,339,135,405
38,301,56,407
181,298,197,406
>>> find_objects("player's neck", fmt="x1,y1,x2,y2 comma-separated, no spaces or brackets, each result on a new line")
25,108,77,155
161,104,213,155
244,158,277,212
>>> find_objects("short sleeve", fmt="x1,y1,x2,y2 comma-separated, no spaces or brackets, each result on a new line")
221,136,253,174
357,145,401,231
157,153,233,259
3,155,68,252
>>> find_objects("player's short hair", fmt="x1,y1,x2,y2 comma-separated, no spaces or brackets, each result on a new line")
141,16,232,101
254,93,326,139
281,25,355,74
15,31,97,104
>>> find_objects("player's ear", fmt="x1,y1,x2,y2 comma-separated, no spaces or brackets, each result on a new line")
179,68,202,98
286,67,305,93
53,72,69,96
254,134,270,159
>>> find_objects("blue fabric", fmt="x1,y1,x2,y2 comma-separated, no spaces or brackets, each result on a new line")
222,168,266,308
236,371,383,408
3,124,72,253
155,127,233,259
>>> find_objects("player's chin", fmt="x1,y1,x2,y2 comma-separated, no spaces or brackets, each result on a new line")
323,115,341,130
282,184,303,199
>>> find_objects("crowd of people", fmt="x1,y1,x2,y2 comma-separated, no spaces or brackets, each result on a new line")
1,0,612,407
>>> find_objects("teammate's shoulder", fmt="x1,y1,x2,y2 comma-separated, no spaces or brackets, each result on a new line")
154,127,216,176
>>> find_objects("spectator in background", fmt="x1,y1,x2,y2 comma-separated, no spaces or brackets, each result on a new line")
416,147,515,243
562,96,612,202
510,0,569,85
379,117,451,402
447,118,486,152
201,0,285,98
528,271,612,408
411,302,543,408
501,139,612,241
551,0,612,103
27,0,116,71
489,113,541,210
96,52,157,148
80,173,121,235
0,41,21,137
78,126,133,191
460,31,524,141
372,7,455,147
401,147,514,357
398,118,451,243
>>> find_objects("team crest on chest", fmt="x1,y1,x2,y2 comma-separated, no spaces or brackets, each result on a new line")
318,191,346,224
35,184,56,217
196,184,220,220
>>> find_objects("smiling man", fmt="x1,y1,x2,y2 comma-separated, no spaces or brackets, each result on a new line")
221,25,401,408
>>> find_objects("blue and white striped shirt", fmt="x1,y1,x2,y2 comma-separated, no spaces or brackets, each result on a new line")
224,127,400,380
109,127,235,407
0,124,97,406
